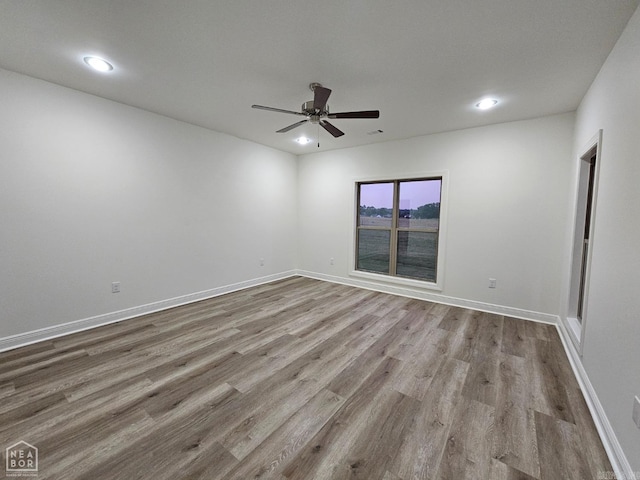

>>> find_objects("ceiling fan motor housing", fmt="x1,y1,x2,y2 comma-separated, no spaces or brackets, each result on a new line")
302,100,328,116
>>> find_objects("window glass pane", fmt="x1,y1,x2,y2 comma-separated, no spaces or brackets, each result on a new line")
357,229,391,274
396,231,438,281
359,182,394,227
398,179,441,229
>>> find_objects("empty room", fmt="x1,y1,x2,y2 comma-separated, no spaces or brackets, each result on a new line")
1,1,639,479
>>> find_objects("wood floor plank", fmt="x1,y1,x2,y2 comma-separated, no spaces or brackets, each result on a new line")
564,383,614,479
450,309,483,363
0,376,154,447
62,328,243,402
382,470,403,480
0,348,91,387
71,385,239,480
36,407,155,480
0,340,55,363
51,320,156,351
489,459,540,480
391,327,450,401
322,302,446,401
281,357,405,480
220,388,345,479
217,314,401,460
436,396,495,480
522,321,547,341
324,326,403,399
528,338,575,424
386,356,470,480
0,382,15,400
163,441,238,480
534,410,594,480
474,312,504,355
459,313,502,407
437,306,471,333
326,390,419,480
460,350,499,407
501,316,528,358
0,277,613,479
0,391,69,444
0,344,85,378
384,308,442,362
545,332,613,477
492,353,541,478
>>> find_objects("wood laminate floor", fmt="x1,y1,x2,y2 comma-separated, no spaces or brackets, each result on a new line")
0,277,612,479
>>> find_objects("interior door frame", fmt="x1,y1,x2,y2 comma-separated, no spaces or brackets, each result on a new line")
564,130,603,354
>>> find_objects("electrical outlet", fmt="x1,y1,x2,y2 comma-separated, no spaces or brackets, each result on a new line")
633,396,640,429
111,281,120,294
260,258,264,267
330,258,334,265
489,278,497,289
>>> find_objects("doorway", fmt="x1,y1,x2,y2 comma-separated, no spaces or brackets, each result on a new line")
566,131,602,352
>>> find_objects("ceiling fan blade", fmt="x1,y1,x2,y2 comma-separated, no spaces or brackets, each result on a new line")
252,105,307,116
327,110,380,119
313,86,332,111
320,120,345,138
276,119,308,133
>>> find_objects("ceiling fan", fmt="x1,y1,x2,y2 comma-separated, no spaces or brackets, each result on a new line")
251,83,380,139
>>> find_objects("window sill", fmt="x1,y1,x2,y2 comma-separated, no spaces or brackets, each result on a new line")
349,269,443,292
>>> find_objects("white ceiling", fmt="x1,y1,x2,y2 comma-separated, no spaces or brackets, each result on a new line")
1,1,638,155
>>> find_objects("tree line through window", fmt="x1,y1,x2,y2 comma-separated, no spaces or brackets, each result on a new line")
356,178,442,282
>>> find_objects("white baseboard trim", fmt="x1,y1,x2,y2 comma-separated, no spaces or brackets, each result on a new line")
0,270,297,353
296,270,558,325
556,320,634,480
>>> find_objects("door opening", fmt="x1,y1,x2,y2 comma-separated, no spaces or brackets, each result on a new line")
576,151,596,322
566,131,601,352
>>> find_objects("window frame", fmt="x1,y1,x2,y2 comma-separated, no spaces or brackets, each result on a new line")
350,172,448,291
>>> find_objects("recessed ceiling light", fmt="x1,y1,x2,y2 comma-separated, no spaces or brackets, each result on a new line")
295,136,312,145
83,56,114,72
475,98,498,110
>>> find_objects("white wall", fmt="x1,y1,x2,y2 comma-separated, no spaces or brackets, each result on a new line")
297,113,575,317
562,5,640,471
0,68,297,339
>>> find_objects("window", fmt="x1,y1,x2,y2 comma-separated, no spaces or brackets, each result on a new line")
356,177,442,283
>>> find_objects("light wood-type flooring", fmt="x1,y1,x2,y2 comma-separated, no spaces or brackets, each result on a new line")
0,277,612,479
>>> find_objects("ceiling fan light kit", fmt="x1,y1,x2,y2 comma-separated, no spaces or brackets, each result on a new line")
252,83,380,142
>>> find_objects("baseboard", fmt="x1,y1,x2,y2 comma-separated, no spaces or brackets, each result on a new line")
296,270,558,325
556,320,634,480
0,270,298,353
